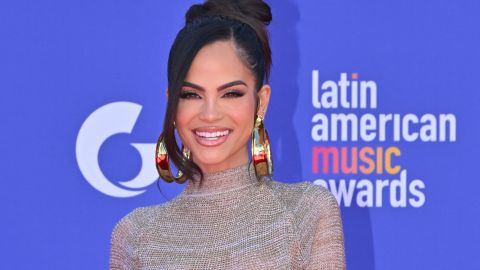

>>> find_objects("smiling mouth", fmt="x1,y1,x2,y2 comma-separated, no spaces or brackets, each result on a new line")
192,128,231,146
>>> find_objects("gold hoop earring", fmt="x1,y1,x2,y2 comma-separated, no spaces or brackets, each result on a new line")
251,115,273,177
155,132,191,183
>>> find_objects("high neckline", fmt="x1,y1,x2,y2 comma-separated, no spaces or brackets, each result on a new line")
181,161,259,196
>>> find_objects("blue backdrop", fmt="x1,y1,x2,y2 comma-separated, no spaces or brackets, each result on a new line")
1,0,479,269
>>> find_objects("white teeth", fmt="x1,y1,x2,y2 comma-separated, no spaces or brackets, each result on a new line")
195,130,229,138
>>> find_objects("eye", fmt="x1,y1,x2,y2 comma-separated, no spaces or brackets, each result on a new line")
223,90,245,98
180,91,200,99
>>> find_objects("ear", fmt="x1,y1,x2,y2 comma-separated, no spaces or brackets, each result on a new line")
165,87,169,99
257,84,271,119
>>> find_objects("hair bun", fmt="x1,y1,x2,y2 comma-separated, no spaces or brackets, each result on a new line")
185,4,210,24
185,0,272,26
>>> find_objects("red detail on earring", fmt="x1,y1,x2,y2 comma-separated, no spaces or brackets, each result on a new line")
156,154,169,171
253,152,267,165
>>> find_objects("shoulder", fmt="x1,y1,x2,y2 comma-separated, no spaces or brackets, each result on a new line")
111,204,165,239
266,181,345,267
264,179,339,213
109,204,170,265
260,180,340,226
299,182,340,214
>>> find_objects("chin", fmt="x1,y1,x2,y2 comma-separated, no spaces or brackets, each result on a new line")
192,151,228,167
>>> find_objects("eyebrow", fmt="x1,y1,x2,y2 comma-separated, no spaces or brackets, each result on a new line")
182,80,247,91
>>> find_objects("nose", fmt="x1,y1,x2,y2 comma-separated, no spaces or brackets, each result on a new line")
198,98,223,122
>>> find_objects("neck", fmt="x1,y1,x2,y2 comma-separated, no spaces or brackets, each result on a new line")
194,148,249,174
182,160,258,196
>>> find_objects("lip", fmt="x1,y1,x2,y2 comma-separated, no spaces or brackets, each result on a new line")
192,127,232,147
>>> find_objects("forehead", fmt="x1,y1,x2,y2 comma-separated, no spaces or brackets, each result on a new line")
185,40,255,87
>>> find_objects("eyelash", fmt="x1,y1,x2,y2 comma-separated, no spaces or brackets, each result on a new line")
179,90,245,99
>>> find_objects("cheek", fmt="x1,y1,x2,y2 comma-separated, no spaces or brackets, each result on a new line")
228,99,255,132
231,109,253,127
175,102,197,137
175,104,187,127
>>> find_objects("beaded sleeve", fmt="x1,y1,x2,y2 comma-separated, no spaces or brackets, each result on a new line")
302,185,346,269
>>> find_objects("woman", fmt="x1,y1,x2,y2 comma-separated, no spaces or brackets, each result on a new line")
110,0,346,269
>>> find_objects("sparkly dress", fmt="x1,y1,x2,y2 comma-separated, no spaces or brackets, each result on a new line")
110,161,346,269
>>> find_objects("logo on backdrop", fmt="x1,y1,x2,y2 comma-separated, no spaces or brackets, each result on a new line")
310,71,457,208
75,101,157,198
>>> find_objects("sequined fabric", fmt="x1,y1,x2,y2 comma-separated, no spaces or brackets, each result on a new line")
110,161,346,269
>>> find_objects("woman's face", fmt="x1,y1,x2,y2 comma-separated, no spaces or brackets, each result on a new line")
174,40,270,173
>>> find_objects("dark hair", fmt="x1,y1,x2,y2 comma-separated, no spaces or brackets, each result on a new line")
162,0,272,183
